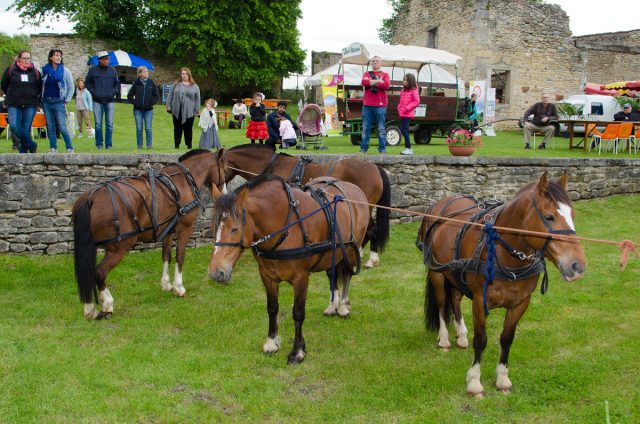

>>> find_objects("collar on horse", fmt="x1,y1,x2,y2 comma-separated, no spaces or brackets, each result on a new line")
89,161,202,245
421,194,575,315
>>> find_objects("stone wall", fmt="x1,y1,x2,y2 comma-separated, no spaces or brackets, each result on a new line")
391,0,583,129
29,34,217,93
574,30,640,85
1,153,639,255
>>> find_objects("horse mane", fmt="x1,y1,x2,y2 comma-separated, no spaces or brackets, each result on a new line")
514,179,572,206
228,144,276,153
178,149,211,162
238,174,284,193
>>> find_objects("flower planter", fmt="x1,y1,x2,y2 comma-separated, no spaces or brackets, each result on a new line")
448,145,476,156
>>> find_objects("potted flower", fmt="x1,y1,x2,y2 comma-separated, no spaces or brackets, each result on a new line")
445,129,482,156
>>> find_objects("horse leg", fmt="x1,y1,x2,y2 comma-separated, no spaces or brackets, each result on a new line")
288,276,309,365
496,295,531,394
337,269,352,318
466,296,488,397
171,226,195,297
261,277,281,354
364,219,379,268
427,271,452,350
451,288,469,349
93,243,133,320
160,234,173,292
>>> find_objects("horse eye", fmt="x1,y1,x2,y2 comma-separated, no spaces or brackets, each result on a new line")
230,227,238,234
544,214,555,221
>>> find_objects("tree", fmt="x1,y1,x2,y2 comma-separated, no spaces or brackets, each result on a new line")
378,0,407,44
0,32,30,73
9,0,306,87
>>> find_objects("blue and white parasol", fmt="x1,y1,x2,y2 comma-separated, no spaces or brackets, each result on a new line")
87,50,155,70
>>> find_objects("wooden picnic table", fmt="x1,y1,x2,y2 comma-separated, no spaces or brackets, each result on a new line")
557,119,640,151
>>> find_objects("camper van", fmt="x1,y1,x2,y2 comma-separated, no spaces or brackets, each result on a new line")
557,95,621,133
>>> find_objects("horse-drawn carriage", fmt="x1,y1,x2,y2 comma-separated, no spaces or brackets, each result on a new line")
336,42,474,146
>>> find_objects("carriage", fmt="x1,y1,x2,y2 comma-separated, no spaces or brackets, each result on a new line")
336,42,474,146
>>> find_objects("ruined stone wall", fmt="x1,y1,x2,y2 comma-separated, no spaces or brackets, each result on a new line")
309,51,342,104
574,30,640,84
29,34,217,94
391,0,583,129
1,153,638,255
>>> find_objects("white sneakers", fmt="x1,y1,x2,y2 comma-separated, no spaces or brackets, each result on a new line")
50,148,57,153
400,148,413,155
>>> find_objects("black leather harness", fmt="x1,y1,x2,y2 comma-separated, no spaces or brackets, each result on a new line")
260,152,339,186
89,162,202,245
420,196,550,299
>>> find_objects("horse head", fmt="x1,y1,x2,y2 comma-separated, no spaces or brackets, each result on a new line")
208,186,251,284
523,171,587,281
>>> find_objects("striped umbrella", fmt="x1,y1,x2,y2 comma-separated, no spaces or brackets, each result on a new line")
87,50,154,70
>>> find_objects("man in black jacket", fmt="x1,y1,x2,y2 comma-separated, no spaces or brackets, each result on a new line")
614,103,635,121
85,51,120,149
266,101,297,147
522,93,558,150
127,66,159,149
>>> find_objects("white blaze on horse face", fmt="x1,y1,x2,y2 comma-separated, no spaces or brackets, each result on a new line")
213,218,226,254
557,202,575,231
222,183,228,194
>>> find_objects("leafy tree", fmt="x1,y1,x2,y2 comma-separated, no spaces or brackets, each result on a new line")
0,32,30,73
378,0,407,44
9,0,306,87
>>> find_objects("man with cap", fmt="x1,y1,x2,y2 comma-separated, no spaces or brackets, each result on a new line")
614,103,636,121
85,51,120,149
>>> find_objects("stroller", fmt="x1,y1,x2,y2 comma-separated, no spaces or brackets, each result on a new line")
296,103,326,150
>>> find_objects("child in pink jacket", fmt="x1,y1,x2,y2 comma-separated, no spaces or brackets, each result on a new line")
397,73,420,155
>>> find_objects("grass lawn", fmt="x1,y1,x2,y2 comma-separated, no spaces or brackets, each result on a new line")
0,194,639,422
0,102,633,158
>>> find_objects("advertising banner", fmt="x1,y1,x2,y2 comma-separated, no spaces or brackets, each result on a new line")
485,87,496,136
468,80,486,125
321,75,344,136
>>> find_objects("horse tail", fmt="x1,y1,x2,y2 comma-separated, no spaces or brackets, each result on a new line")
425,274,452,332
73,196,97,304
373,166,391,252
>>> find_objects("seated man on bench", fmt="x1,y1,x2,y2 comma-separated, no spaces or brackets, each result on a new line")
231,98,247,129
523,93,558,150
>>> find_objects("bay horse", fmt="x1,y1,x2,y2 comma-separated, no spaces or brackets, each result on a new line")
418,172,587,396
222,144,391,271
208,175,370,364
73,149,226,320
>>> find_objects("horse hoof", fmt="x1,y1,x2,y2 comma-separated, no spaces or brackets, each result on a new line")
497,387,512,394
456,340,469,349
96,311,112,320
323,306,337,316
364,259,377,268
467,391,485,399
337,306,350,318
262,336,281,354
287,350,305,365
172,286,186,297
438,346,450,352
161,284,173,292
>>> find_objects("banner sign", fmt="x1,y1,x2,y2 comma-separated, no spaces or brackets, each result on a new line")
321,75,344,136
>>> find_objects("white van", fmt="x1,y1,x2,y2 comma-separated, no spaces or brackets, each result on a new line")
558,95,621,133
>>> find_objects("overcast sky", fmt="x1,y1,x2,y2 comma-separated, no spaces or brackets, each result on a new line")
1,0,639,74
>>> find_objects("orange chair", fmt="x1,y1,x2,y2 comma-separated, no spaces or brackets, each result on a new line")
591,124,620,154
0,113,9,139
31,113,47,139
629,127,640,154
616,122,634,154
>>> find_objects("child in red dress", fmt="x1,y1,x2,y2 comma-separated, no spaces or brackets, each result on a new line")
246,93,268,144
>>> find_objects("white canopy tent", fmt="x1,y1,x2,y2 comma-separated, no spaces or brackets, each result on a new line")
303,63,458,89
341,42,461,68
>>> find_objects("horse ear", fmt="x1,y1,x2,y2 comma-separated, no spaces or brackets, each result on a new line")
558,170,568,189
210,184,222,200
236,186,249,204
536,172,550,195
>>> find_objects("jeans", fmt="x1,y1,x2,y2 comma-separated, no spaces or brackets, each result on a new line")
7,106,38,153
42,98,73,150
93,102,115,148
400,117,411,149
133,109,154,148
361,105,387,152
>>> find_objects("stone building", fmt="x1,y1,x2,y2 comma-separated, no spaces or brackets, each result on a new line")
387,0,640,128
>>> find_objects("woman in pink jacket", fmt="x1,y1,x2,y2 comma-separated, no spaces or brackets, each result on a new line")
397,73,420,155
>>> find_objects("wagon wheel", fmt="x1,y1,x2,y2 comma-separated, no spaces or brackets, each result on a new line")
350,134,362,146
385,125,402,146
414,126,432,145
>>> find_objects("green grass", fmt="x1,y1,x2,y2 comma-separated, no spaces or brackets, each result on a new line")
0,102,632,158
0,194,639,422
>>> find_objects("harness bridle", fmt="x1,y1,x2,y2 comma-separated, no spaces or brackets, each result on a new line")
422,193,577,315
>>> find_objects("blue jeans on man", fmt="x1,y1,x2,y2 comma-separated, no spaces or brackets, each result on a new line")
361,105,387,153
42,98,73,151
93,102,115,149
7,106,38,153
133,109,153,149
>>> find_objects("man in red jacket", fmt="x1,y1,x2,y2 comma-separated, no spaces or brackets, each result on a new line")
359,56,390,154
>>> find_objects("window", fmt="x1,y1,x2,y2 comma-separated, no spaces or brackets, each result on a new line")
491,70,510,104
427,27,438,49
590,103,603,115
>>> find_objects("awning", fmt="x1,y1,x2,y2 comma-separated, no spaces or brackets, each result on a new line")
341,42,461,68
87,50,155,70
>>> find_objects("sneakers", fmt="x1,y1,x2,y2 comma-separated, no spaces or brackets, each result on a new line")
524,143,531,149
400,148,413,155
88,129,95,137
357,149,367,155
67,149,74,153
50,148,57,153
538,143,546,150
